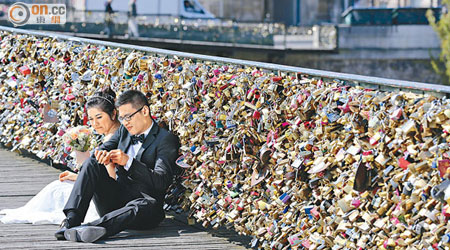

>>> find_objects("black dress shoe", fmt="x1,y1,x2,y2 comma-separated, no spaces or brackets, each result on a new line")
55,219,70,240
64,225,107,243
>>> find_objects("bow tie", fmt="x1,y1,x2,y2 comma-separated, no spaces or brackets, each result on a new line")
130,134,145,145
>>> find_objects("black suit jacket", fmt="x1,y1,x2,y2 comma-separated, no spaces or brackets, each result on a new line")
98,122,180,202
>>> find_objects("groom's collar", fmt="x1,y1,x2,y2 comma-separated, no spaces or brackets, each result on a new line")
139,121,153,139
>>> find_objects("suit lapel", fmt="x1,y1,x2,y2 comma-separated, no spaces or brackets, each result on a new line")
118,126,132,153
136,122,159,162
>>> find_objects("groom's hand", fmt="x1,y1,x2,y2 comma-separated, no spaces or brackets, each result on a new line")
94,150,112,165
109,149,129,166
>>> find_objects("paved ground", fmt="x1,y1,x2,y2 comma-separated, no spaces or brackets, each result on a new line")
0,148,250,249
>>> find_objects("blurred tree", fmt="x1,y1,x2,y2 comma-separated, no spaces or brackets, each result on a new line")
427,3,450,84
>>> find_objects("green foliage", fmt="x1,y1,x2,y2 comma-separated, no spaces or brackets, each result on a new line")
428,3,450,84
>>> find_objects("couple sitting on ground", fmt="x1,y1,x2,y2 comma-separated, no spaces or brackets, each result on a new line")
55,88,181,243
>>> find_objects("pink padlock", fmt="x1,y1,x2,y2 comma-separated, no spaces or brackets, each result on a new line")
351,199,361,208
65,94,76,101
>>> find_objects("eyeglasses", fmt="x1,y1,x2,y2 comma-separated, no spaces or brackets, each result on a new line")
118,106,144,123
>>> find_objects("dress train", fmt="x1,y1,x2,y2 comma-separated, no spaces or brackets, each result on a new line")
0,180,99,225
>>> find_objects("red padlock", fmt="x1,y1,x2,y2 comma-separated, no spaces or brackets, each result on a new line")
19,65,31,75
252,110,261,120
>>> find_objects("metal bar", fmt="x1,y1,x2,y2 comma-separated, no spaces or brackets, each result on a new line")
1,25,449,95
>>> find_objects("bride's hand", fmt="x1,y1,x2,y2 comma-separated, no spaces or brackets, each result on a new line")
95,150,111,165
105,163,117,179
59,171,78,182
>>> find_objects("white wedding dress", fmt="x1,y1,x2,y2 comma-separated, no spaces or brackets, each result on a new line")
0,180,99,225
0,134,116,225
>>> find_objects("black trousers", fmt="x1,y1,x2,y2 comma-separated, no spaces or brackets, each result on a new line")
63,157,165,237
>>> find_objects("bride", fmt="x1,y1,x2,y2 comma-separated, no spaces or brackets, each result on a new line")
0,87,120,225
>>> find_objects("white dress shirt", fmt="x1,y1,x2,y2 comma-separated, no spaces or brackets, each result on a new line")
124,122,153,171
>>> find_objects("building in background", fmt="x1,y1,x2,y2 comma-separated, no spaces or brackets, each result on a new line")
1,0,439,25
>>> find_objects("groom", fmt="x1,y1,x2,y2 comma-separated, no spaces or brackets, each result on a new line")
55,90,180,242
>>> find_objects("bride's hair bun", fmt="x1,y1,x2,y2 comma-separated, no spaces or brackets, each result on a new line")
97,86,116,104
86,87,117,121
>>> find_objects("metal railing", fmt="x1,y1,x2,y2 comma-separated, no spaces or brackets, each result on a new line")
0,25,449,97
0,9,337,50
346,0,441,8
